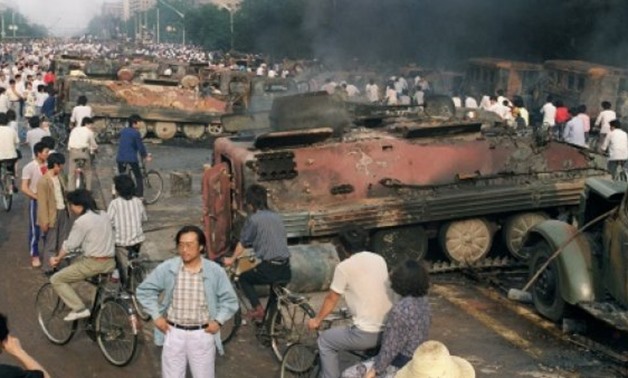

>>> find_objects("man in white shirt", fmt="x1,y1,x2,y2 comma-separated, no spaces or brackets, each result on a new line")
540,95,557,130
595,101,616,143
70,95,93,129
601,120,628,176
0,87,11,113
321,79,337,95
563,108,586,148
365,79,379,103
0,113,19,189
307,226,394,378
67,117,98,191
464,95,478,109
26,116,51,157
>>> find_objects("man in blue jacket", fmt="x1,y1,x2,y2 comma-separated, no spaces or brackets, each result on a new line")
136,225,238,378
116,114,150,197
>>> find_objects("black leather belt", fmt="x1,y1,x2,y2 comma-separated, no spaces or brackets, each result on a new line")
267,259,289,266
167,321,208,331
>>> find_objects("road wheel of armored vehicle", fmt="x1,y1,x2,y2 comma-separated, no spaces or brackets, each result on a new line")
503,212,549,260
153,122,177,140
182,124,206,140
529,241,566,322
207,123,224,136
370,226,428,266
439,218,493,264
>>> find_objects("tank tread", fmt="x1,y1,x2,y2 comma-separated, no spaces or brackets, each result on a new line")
428,256,523,274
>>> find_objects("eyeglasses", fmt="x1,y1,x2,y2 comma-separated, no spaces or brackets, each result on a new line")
177,241,199,250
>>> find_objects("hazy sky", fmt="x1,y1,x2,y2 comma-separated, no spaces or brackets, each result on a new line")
15,0,101,35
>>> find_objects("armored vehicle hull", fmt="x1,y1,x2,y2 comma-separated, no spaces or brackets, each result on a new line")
203,95,608,267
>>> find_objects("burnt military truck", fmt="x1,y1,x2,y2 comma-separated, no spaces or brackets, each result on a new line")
57,77,228,141
523,178,628,331
202,94,608,270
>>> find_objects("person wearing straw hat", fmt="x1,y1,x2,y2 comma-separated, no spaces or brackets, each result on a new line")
395,340,475,378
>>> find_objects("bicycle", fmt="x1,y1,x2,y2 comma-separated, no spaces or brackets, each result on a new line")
48,113,69,151
0,160,15,211
35,253,140,366
280,309,379,377
220,254,315,364
72,154,93,190
611,160,628,182
117,159,163,205
118,244,151,321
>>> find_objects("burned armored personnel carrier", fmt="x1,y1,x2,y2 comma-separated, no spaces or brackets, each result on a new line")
57,77,227,141
202,93,608,269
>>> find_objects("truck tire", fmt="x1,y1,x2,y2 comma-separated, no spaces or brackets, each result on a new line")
529,241,566,322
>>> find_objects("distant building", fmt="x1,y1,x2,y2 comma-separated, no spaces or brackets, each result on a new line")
123,0,157,20
102,1,124,20
192,0,242,9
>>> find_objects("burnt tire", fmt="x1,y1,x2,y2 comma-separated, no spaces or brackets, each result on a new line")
370,226,428,265
529,241,566,322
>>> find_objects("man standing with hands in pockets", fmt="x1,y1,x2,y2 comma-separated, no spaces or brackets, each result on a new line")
136,225,238,378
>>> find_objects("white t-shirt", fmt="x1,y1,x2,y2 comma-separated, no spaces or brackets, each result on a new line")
365,84,379,103
70,105,93,127
22,159,45,194
68,126,98,151
541,102,556,126
601,128,628,161
0,126,19,160
329,251,394,333
464,96,478,108
26,128,51,156
595,109,617,135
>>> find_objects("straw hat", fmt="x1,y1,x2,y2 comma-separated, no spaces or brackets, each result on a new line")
395,340,475,378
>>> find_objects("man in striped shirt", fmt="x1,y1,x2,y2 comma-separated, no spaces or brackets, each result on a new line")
224,184,291,322
107,175,147,285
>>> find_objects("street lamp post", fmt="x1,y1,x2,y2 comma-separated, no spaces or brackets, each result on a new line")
217,1,240,52
157,0,185,45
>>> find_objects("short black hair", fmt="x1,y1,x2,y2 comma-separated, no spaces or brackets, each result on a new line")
610,119,621,129
29,115,41,129
338,225,368,254
33,141,48,156
390,259,430,297
546,95,554,102
175,225,207,253
0,312,8,343
0,112,7,125
245,184,268,210
6,109,16,121
47,152,65,169
578,104,587,114
602,101,612,110
77,95,88,106
554,99,564,107
66,189,98,214
40,136,56,150
81,117,93,126
113,175,136,200
128,114,142,127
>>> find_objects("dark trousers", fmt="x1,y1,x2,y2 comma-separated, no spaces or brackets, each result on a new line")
239,261,291,308
117,161,143,197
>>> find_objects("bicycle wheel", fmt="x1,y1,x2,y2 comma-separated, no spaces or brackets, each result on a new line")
75,170,86,190
143,170,163,205
129,264,150,321
269,302,316,363
220,308,242,345
280,343,320,378
96,298,139,366
35,283,77,345
1,174,12,212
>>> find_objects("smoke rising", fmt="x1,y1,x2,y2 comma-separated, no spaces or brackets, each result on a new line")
289,0,628,69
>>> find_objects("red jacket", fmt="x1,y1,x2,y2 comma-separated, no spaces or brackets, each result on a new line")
555,107,569,123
